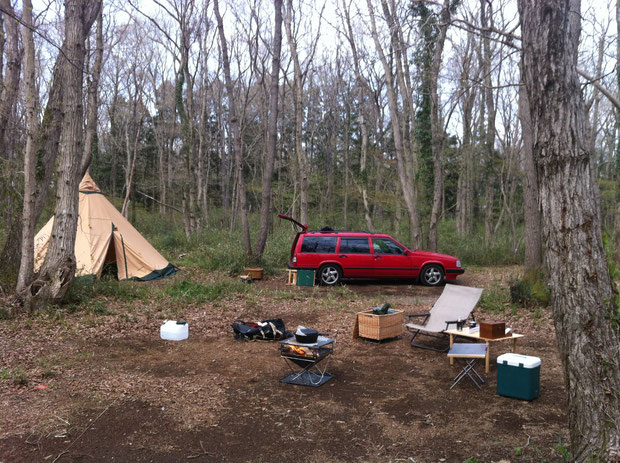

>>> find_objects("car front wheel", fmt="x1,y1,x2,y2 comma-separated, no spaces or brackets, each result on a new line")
318,264,342,286
420,264,445,286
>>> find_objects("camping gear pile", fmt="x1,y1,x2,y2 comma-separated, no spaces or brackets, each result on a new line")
231,318,291,341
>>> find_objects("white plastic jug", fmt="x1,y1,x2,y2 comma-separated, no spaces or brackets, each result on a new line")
160,320,189,341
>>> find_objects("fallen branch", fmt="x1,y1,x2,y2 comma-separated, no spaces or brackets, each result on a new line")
52,402,115,463
187,440,211,459
135,190,183,214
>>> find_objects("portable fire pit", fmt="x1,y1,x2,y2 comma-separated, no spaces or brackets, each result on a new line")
279,336,335,387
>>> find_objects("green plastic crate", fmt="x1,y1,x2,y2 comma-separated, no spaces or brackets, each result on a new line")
497,353,541,401
296,269,315,286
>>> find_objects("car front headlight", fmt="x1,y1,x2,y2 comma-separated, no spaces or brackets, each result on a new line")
456,260,461,268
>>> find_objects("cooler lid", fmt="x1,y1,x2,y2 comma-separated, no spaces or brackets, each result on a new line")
497,353,541,368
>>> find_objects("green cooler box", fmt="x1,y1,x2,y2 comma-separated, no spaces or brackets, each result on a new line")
296,269,315,286
497,353,541,401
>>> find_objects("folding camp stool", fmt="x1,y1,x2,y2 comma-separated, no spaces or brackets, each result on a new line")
447,343,488,390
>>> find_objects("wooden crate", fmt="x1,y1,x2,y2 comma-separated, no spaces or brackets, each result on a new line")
355,309,404,340
244,268,263,280
479,320,506,339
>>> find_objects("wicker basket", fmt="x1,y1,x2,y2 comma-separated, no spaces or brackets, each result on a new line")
356,309,404,340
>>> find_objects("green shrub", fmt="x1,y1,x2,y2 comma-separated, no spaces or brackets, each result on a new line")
510,268,550,307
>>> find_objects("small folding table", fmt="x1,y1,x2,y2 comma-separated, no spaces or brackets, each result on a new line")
447,343,487,390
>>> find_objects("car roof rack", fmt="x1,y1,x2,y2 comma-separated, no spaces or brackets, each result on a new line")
308,229,371,234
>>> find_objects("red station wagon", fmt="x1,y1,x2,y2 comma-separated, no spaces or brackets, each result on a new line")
280,215,464,287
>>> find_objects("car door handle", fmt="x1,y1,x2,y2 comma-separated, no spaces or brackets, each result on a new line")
339,255,347,258
374,256,382,259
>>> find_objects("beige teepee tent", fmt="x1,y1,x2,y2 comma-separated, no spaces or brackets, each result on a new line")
34,174,177,280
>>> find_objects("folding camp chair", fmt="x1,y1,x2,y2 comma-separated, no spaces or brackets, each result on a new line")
405,285,483,352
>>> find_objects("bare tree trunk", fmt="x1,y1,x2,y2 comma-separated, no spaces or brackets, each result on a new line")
341,0,374,232
283,0,309,226
518,79,542,269
615,0,620,260
214,0,251,255
27,0,101,303
481,0,497,244
519,0,620,459
0,0,22,277
253,0,282,260
367,0,420,248
0,0,20,150
81,6,103,177
16,0,39,294
122,113,144,217
427,0,451,251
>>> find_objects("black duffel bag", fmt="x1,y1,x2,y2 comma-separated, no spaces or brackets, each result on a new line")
231,318,291,341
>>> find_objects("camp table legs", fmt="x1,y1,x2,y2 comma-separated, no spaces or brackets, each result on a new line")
447,343,488,390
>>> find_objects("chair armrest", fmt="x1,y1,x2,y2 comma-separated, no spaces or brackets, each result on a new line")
407,313,430,322
445,320,465,330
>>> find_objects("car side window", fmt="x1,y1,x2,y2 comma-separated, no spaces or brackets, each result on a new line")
300,236,337,253
372,238,405,255
339,238,370,254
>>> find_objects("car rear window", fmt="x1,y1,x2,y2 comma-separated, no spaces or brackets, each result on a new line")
339,238,370,254
300,236,337,253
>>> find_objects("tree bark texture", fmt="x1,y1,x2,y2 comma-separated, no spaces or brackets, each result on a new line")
253,0,283,260
519,0,620,459
16,0,39,294
518,79,542,269
81,6,103,177
27,0,101,303
0,0,23,278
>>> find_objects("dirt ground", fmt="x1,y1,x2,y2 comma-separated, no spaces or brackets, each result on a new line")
0,267,569,462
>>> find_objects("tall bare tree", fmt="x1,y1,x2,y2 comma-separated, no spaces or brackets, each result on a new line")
213,0,251,255
16,0,39,294
253,0,283,260
26,0,102,303
519,0,620,459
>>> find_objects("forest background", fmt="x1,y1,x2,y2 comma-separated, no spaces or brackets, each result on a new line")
0,0,619,460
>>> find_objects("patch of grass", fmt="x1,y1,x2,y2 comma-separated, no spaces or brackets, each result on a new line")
553,436,572,462
464,458,480,463
38,358,58,378
164,278,247,303
0,368,10,380
479,284,513,314
0,306,11,320
10,367,28,386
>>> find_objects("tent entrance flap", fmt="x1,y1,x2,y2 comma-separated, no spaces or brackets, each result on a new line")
113,231,129,280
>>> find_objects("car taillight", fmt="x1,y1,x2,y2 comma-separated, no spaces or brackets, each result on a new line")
456,260,461,268
293,256,297,264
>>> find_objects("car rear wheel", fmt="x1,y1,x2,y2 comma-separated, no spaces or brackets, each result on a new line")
420,264,445,286
318,264,342,286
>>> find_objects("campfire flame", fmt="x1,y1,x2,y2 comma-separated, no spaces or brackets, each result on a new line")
288,345,309,356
